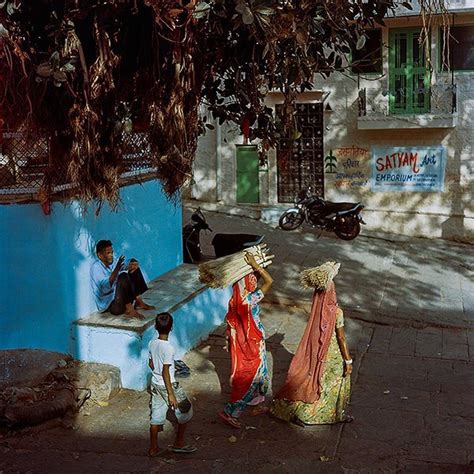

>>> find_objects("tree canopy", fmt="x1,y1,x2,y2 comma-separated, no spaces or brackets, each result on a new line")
0,0,413,205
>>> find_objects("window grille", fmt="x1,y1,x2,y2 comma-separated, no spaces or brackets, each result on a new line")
276,103,324,203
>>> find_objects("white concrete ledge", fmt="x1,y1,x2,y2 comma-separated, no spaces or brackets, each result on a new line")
74,265,207,333
358,113,457,130
72,264,231,390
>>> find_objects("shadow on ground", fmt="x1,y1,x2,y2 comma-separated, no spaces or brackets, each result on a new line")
1,211,472,472
1,302,472,472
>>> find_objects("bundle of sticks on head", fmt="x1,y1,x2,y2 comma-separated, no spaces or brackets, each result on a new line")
199,244,273,289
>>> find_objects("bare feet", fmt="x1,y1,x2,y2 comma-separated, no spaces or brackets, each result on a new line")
218,411,241,429
125,307,145,319
135,301,155,311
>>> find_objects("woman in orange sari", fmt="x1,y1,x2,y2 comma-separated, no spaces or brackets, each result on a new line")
219,253,273,429
271,262,353,425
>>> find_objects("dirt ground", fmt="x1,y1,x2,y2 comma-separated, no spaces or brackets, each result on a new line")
1,211,473,473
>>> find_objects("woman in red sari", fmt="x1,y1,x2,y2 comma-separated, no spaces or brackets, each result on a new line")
219,253,273,429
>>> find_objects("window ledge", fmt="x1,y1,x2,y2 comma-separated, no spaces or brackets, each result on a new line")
357,113,458,130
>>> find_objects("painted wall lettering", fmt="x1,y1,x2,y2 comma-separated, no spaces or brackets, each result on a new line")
375,152,420,174
371,146,446,192
327,146,370,188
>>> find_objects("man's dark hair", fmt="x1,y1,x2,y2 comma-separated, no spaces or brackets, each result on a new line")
155,312,173,335
96,240,113,255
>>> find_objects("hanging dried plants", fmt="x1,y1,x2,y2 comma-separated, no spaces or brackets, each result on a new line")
145,2,203,197
0,0,449,207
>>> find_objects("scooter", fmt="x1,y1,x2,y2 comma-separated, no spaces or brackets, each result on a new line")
279,188,365,240
183,208,264,263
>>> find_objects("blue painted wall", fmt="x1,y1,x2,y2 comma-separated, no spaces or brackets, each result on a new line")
0,180,182,354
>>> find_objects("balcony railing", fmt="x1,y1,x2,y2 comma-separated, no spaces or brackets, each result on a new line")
357,83,458,129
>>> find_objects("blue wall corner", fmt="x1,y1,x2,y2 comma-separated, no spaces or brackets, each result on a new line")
0,181,182,354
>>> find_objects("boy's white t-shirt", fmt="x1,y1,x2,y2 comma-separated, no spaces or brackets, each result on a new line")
148,338,176,386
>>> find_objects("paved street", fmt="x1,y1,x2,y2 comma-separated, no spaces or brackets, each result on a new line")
1,210,473,473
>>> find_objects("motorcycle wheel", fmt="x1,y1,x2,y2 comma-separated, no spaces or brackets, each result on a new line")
334,216,361,240
279,210,304,230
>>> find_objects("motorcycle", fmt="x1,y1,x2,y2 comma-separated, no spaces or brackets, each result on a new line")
279,188,365,240
183,208,264,263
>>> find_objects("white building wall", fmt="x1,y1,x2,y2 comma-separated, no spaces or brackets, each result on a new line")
315,14,474,243
187,125,217,202
190,13,474,243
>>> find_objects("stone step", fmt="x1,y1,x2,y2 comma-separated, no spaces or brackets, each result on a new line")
0,349,121,406
184,199,263,220
0,349,72,390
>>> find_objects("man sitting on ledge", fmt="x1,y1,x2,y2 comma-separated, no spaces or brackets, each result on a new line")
90,240,155,319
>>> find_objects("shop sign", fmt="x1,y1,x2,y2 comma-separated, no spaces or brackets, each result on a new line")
371,146,446,192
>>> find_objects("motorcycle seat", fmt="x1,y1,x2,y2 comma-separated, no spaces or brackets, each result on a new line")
212,233,265,258
323,201,361,213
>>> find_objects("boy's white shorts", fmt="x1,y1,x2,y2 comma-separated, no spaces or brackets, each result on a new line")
150,382,193,426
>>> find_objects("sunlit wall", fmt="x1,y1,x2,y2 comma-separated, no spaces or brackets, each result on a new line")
0,180,182,353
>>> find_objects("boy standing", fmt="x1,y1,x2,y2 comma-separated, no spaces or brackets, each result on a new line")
148,312,196,456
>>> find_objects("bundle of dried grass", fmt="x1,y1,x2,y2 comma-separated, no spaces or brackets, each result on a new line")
199,244,273,289
300,261,341,291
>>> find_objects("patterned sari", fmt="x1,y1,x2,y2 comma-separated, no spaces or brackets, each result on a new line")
271,282,351,424
224,274,270,419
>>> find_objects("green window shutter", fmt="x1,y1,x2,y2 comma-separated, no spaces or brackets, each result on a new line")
389,28,430,114
411,31,430,113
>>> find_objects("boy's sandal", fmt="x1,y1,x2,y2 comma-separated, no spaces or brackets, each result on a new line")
171,445,197,454
218,411,241,429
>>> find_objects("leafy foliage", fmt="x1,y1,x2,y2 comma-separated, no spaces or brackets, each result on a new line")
0,0,407,205
198,0,396,154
